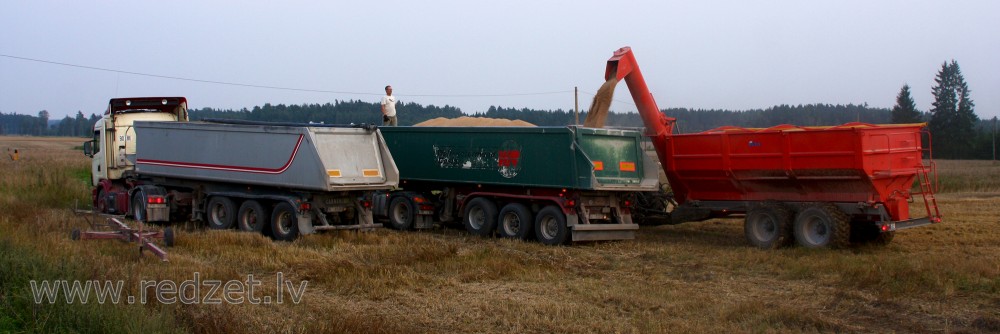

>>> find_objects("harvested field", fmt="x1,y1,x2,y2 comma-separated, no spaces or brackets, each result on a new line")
1,136,999,333
414,116,534,127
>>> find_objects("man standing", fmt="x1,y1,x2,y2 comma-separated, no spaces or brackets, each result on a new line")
381,85,398,126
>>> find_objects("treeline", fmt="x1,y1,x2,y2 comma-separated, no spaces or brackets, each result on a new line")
476,103,892,132
1,99,995,159
190,99,463,125
0,111,101,137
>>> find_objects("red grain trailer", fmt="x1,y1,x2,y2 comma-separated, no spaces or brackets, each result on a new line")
603,47,942,248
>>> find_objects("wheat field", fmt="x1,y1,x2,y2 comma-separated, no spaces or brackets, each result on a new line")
1,136,998,333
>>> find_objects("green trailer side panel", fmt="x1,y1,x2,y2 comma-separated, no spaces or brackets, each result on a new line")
380,126,655,191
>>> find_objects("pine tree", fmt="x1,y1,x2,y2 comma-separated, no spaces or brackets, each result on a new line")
891,84,922,123
929,60,978,159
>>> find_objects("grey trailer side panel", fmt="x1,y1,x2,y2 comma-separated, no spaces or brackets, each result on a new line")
134,121,398,191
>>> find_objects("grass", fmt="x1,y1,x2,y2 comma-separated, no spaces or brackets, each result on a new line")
1,136,1000,333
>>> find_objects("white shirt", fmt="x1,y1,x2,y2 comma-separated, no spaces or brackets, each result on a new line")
381,95,397,117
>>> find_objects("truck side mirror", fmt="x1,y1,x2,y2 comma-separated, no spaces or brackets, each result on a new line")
83,140,95,157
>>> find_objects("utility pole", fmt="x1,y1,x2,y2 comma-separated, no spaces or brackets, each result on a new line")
574,86,579,125
993,116,997,163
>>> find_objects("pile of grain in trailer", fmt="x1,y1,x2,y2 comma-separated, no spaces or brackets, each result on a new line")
414,116,535,127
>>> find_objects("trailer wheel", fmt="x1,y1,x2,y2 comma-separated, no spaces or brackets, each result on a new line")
132,191,147,222
270,202,299,241
206,196,236,230
164,227,175,247
237,200,269,233
851,222,895,246
744,202,793,249
388,197,415,230
793,204,850,249
71,228,81,241
498,203,534,240
535,205,569,245
463,198,498,237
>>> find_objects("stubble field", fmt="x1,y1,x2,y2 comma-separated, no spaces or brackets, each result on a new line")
1,136,998,333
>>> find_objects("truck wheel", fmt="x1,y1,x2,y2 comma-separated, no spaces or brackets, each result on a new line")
793,204,850,249
132,191,147,222
463,198,497,237
96,188,109,213
388,197,415,230
206,196,236,230
237,200,269,233
270,202,299,241
164,227,175,247
498,203,533,240
744,202,793,249
535,205,569,245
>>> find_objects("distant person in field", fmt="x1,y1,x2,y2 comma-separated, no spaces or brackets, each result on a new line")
7,148,18,161
381,85,398,126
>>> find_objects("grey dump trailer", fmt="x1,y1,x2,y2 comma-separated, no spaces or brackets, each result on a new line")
84,98,398,241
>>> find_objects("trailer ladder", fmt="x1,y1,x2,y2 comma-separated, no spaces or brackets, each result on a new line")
916,162,942,223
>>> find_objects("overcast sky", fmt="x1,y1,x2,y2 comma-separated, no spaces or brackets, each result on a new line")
1,0,998,121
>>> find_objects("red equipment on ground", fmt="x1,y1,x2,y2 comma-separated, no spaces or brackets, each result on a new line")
604,46,942,248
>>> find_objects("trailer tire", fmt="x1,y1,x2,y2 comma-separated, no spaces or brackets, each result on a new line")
270,202,299,242
793,204,850,249
535,205,569,245
164,227,175,247
463,198,498,237
71,228,81,241
206,196,237,230
237,200,269,233
132,191,147,223
744,202,793,249
498,203,533,240
388,197,415,230
851,223,895,246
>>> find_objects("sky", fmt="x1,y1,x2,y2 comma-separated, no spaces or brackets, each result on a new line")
1,0,998,120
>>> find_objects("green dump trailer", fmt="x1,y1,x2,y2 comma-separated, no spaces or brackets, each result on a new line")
373,126,659,244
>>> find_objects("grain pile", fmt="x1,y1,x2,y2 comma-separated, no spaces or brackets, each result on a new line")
415,116,535,127
583,78,618,128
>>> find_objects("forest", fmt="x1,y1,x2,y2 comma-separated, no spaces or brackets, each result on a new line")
1,99,995,160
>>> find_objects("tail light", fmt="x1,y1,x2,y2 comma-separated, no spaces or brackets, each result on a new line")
361,200,372,208
147,196,166,204
420,205,435,211
563,199,576,208
299,202,311,211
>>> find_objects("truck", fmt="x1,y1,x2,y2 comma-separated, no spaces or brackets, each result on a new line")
82,97,399,240
600,47,942,248
372,126,660,244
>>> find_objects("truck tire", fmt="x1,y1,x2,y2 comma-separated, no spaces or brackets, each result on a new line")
463,198,497,237
535,205,569,245
744,202,793,249
237,200,269,233
132,191,147,223
164,227,175,247
96,188,109,214
498,203,533,240
206,196,237,230
388,197,415,230
270,202,299,241
793,203,850,249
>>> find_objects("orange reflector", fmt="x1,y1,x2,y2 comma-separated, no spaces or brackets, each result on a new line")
593,161,604,171
619,161,636,172
327,170,342,177
362,169,381,177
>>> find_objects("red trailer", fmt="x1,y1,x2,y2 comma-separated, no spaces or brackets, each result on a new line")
603,47,942,248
